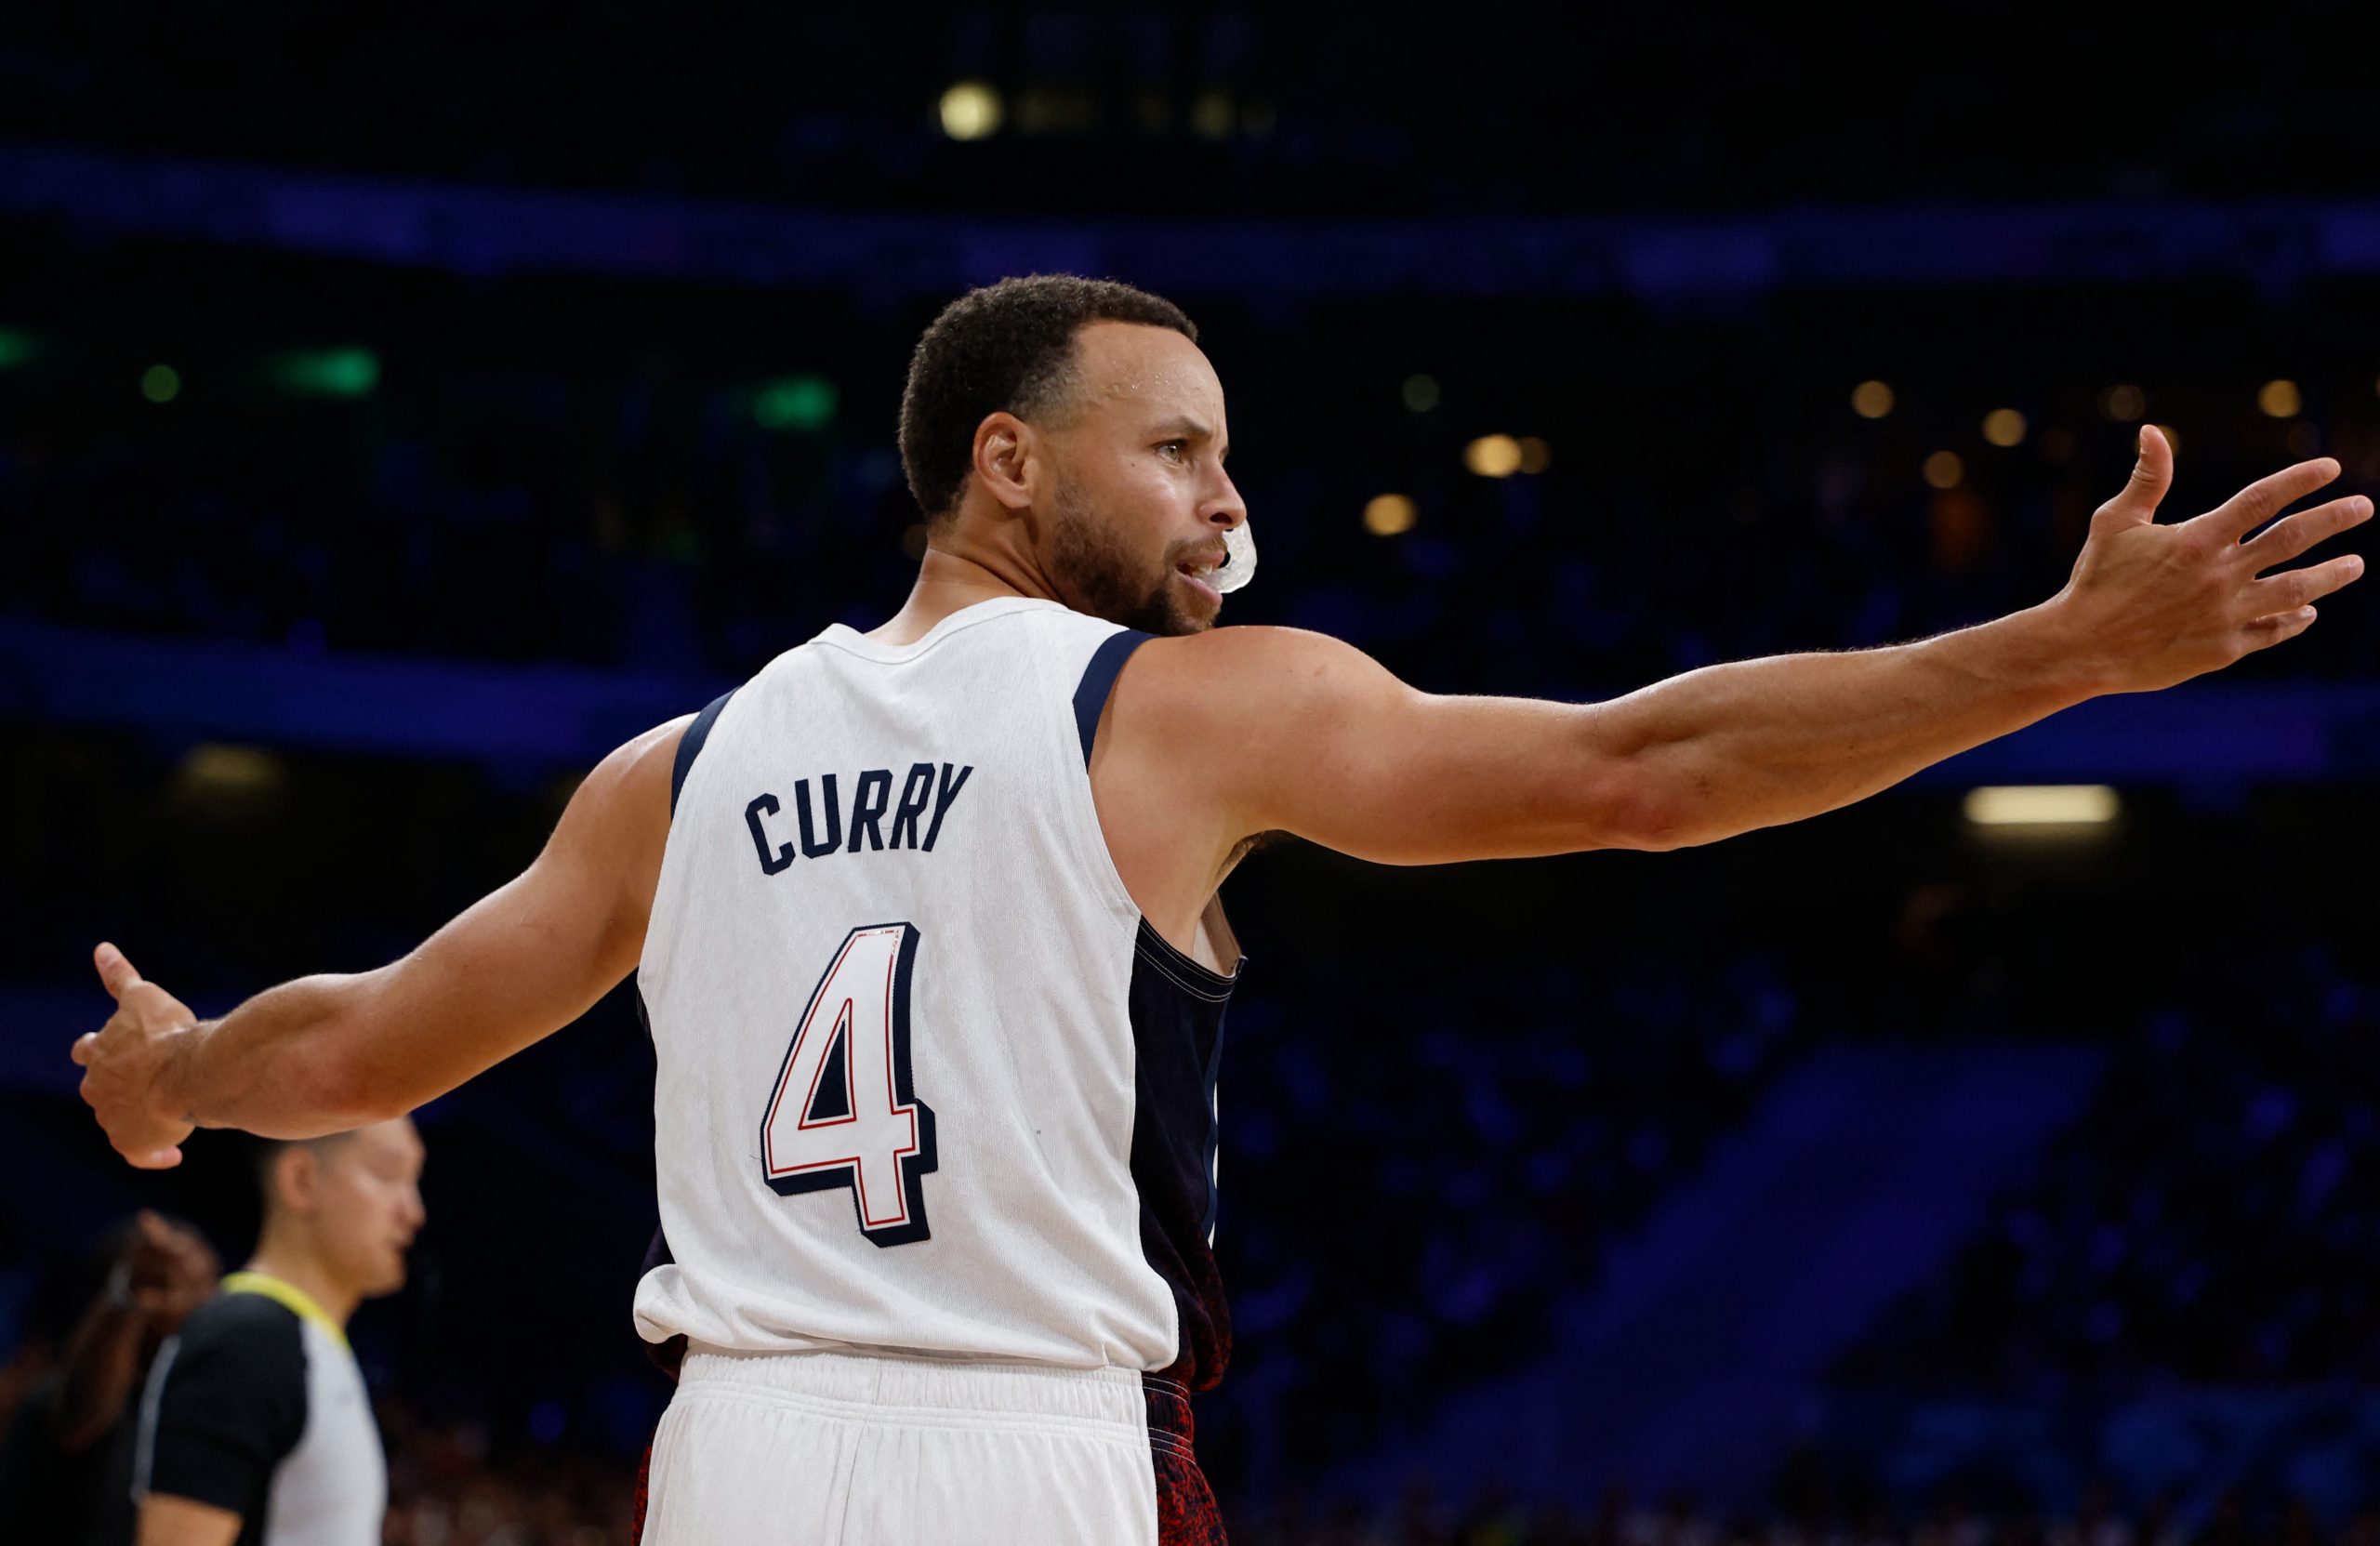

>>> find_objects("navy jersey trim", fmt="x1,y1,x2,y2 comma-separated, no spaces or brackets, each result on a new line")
1072,629,1153,767
1134,921,1241,1242
1133,918,1240,1001
1125,922,1242,1391
631,979,688,1380
669,689,738,815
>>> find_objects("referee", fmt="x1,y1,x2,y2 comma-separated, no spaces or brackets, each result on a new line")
132,1118,424,1546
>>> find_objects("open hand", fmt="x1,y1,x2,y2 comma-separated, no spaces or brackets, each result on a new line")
73,944,198,1169
2056,426,2368,693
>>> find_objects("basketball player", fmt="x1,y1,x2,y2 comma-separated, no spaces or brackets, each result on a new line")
72,277,2365,1544
132,1120,424,1546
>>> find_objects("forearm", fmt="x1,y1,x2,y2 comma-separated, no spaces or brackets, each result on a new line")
1599,601,2108,848
76,719,678,1168
159,865,643,1137
162,971,396,1138
55,1295,149,1451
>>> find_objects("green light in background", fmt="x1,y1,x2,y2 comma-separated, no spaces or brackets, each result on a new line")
754,376,838,431
141,364,181,403
276,348,380,397
0,329,33,369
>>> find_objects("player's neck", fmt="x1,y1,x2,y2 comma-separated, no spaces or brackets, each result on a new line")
243,1242,360,1329
871,545,1055,645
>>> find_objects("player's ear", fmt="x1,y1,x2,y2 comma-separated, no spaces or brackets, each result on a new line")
971,412,1037,515
275,1145,320,1215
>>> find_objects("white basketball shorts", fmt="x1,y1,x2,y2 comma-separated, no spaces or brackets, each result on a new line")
632,1347,1224,1546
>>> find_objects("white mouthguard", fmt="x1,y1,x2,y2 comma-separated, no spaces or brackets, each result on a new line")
1214,521,1257,594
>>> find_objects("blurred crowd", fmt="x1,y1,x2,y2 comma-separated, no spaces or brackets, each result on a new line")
12,265,2380,707
1227,1487,2380,1546
1210,949,1803,1476
376,1407,637,1546
1843,944,2380,1396
369,1431,2380,1546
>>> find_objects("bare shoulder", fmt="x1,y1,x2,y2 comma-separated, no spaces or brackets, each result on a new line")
544,714,695,873
1130,623,1368,671
580,715,694,813
1104,622,1625,865
1116,626,1404,726
1099,626,1425,863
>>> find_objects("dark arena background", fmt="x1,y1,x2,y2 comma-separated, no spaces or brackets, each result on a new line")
7,5,2380,1542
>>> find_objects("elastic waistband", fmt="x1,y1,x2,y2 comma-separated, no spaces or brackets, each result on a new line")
678,1346,1151,1434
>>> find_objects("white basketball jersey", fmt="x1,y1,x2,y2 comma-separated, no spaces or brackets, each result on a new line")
633,597,1240,1387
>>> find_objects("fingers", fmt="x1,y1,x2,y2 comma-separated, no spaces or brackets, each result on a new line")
71,1031,97,1066
2241,604,2319,653
128,1147,184,1171
2247,552,2365,615
2238,494,2373,572
94,943,142,1000
2201,455,2343,542
2092,424,2175,530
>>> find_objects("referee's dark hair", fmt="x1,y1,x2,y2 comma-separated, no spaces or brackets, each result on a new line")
246,1133,354,1206
898,275,1197,526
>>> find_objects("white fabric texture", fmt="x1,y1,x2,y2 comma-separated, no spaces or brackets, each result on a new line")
633,598,1180,1373
269,1316,385,1546
639,1349,1158,1546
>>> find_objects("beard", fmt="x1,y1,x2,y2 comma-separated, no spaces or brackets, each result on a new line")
1045,474,1213,637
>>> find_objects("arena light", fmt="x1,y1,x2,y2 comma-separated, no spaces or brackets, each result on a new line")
2258,378,2302,419
1364,494,1418,535
0,328,32,369
755,376,839,431
1517,437,1552,474
1964,785,2120,827
1402,374,1441,413
1922,450,1964,489
938,82,1002,141
2098,384,2146,422
276,348,379,398
1981,408,2027,447
178,744,283,794
1851,379,1895,419
1190,90,1235,140
1464,434,1523,478
141,364,180,403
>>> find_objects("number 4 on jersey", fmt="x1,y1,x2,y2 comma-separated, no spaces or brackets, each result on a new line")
759,923,938,1247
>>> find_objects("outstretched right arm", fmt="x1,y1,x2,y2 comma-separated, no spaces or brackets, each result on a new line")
73,717,688,1167
1117,431,2363,871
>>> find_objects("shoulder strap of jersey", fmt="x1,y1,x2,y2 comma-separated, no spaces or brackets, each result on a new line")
1071,629,1152,767
670,689,738,815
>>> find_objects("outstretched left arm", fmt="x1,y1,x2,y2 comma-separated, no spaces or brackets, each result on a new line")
73,718,685,1167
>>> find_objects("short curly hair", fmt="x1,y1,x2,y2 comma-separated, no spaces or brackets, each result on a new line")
898,274,1198,523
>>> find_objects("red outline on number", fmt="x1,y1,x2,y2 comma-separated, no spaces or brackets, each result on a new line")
760,926,923,1229
791,998,859,1136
